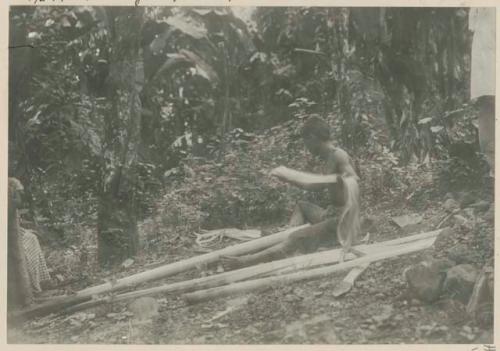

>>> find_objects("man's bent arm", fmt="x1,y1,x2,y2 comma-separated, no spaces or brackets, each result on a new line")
270,166,338,191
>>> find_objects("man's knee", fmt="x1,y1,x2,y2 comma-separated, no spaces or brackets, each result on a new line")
297,201,326,224
288,218,337,250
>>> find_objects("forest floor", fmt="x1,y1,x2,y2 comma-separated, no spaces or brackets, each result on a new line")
7,118,495,345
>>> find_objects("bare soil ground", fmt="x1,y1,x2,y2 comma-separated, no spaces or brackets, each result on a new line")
9,196,494,345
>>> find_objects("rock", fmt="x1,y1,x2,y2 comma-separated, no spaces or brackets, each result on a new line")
403,259,453,303
443,198,460,212
430,258,455,272
457,192,476,208
319,281,331,289
462,207,475,219
443,264,478,304
320,329,339,343
447,243,474,264
121,258,134,269
371,304,393,324
452,214,468,226
293,287,306,299
402,223,428,235
247,295,257,305
391,214,423,228
469,200,490,212
433,227,456,251
128,297,159,321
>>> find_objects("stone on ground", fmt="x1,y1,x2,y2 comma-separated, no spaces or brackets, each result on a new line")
403,259,454,303
443,264,478,304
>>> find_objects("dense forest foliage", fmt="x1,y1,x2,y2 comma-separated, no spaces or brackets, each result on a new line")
9,7,487,268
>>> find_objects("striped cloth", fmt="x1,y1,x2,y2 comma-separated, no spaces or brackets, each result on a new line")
21,228,51,292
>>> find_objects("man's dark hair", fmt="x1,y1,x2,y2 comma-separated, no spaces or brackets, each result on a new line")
301,115,331,141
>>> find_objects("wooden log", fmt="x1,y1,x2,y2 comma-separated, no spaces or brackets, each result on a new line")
183,235,438,304
78,224,308,296
13,224,308,320
62,229,445,314
9,295,91,323
65,240,349,314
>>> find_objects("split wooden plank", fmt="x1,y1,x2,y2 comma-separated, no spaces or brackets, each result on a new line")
332,263,370,297
273,228,444,275
62,228,445,314
182,234,438,304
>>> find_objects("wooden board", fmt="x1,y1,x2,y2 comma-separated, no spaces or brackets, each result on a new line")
182,231,442,303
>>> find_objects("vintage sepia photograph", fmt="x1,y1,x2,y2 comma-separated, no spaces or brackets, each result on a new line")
6,4,496,345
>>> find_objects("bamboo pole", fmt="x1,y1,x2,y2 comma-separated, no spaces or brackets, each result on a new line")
13,224,308,320
64,228,444,313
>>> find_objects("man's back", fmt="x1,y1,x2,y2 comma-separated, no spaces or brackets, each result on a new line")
325,146,358,207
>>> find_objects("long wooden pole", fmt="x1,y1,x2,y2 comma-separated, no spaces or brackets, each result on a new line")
182,235,438,304
13,224,308,320
65,243,348,314
64,229,444,313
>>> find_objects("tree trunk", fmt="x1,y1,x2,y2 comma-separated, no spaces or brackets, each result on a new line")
97,8,144,267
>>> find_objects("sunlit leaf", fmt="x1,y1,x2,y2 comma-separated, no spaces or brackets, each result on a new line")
418,117,433,125
430,126,444,133
166,12,207,40
179,49,218,82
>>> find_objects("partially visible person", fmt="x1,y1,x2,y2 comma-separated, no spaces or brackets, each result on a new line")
469,7,495,177
8,178,52,307
8,178,33,309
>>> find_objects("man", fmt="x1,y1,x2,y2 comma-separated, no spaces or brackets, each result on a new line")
225,116,361,268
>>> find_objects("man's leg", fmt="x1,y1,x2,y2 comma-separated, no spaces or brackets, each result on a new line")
230,217,338,267
289,200,328,226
